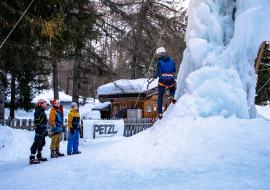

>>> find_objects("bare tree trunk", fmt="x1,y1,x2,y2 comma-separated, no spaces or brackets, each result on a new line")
66,76,70,95
72,52,82,108
10,74,16,119
0,70,6,120
83,72,89,106
53,60,59,100
255,41,267,74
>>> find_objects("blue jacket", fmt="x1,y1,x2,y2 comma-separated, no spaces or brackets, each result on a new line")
154,56,176,79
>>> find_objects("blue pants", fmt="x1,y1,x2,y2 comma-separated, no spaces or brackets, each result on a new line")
67,129,80,153
158,77,175,114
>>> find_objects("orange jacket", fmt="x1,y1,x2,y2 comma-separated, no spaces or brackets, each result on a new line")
49,107,64,128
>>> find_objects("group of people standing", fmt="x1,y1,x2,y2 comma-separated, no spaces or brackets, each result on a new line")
29,46,175,164
29,99,81,164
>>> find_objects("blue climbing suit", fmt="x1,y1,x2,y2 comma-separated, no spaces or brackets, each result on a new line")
154,55,176,114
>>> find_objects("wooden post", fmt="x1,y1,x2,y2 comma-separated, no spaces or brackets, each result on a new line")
16,119,20,127
0,119,4,126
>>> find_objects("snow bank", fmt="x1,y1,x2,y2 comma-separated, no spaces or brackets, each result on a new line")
32,90,74,103
79,103,101,119
97,78,158,96
0,126,67,162
176,0,270,119
98,101,270,170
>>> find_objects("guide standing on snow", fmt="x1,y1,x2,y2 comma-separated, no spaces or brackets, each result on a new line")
67,102,81,155
153,47,177,119
49,99,65,158
29,99,48,164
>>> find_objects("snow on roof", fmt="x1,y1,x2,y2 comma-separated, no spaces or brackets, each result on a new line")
92,102,111,110
97,78,159,96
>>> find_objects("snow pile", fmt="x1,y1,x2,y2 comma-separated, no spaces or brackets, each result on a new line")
32,90,74,103
89,0,270,187
0,126,67,162
176,0,270,119
97,78,158,96
103,113,270,171
79,103,101,119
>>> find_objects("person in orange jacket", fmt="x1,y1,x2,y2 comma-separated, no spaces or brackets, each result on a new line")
67,102,81,155
49,99,65,158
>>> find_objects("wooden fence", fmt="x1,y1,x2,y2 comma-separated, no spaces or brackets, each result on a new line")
0,117,158,139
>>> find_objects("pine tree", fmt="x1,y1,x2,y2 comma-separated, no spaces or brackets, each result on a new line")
0,0,51,118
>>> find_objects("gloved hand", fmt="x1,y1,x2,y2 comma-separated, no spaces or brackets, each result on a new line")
70,128,75,134
153,77,156,80
50,125,56,132
62,127,66,132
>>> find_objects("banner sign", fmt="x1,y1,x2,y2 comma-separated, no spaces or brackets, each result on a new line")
83,120,124,139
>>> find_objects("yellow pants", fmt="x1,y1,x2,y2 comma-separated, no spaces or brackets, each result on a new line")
50,133,62,150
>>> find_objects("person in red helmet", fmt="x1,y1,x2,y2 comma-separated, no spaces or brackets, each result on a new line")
29,99,48,164
49,99,65,158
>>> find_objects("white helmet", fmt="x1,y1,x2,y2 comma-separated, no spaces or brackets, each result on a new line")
156,47,166,56
70,102,77,108
37,99,47,106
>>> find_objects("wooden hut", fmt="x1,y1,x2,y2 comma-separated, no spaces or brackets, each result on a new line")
97,79,171,118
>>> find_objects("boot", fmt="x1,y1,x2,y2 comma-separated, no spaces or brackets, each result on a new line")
55,148,65,157
74,151,81,154
51,149,58,158
37,152,48,162
29,154,40,164
67,152,74,156
158,113,163,120
169,96,177,104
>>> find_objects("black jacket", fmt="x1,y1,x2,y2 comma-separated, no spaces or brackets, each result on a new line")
34,106,48,135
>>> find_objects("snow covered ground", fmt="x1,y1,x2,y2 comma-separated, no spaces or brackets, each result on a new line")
0,105,270,190
1,0,270,189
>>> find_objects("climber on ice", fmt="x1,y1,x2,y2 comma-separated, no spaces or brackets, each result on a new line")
152,47,177,119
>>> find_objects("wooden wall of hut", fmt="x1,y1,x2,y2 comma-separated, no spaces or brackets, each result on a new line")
110,93,167,118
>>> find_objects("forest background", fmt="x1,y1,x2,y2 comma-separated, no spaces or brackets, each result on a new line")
0,0,269,119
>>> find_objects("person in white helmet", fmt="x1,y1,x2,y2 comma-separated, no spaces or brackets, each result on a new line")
153,47,177,119
67,102,81,155
29,99,48,164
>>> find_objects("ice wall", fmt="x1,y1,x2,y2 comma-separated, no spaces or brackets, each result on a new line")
176,0,270,119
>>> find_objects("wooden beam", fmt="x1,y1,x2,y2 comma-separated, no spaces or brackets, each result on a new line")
254,41,267,74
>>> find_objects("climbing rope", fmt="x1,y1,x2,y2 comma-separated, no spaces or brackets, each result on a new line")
256,77,270,94
133,10,173,109
0,0,35,49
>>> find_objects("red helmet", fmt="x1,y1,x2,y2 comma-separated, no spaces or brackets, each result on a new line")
37,99,47,106
52,99,60,105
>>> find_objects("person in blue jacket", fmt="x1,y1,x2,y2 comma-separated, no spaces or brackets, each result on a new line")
153,47,177,119
67,102,81,155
